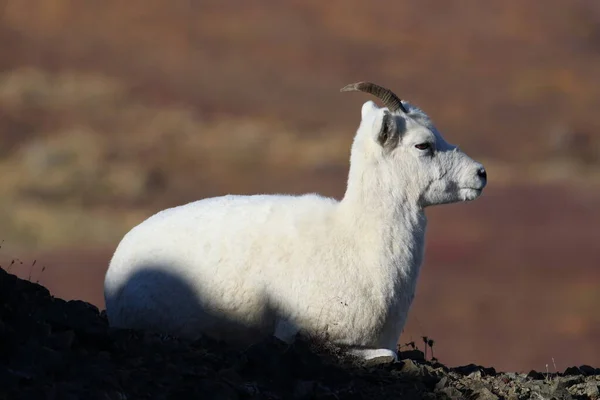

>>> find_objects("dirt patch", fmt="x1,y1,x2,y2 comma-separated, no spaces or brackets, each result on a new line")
1,267,598,399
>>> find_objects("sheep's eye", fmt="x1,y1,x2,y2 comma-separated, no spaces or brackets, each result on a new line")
415,143,431,150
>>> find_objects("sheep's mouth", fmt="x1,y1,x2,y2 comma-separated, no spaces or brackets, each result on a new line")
459,187,483,201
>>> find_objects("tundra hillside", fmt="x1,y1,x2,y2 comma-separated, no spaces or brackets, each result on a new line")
0,1,599,372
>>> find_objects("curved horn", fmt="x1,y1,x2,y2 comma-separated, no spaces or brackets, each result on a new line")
340,81,408,113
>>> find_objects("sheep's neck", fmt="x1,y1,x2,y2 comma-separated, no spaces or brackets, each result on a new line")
340,176,427,284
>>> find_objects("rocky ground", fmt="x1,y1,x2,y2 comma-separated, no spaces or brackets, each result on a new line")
1,267,599,400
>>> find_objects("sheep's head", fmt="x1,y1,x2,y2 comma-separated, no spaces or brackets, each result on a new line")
342,82,487,207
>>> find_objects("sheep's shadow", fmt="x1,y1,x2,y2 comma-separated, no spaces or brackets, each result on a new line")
108,265,407,364
105,265,441,396
106,264,288,348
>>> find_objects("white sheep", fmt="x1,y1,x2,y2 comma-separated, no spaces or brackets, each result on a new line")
103,82,487,363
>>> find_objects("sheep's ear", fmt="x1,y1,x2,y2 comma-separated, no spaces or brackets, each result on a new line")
376,110,401,149
361,100,379,120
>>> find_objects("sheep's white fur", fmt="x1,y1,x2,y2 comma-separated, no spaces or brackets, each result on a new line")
104,85,487,363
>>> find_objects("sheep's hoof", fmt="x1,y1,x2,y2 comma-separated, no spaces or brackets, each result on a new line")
350,348,398,366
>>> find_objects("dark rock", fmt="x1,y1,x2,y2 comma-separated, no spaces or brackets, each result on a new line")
438,386,464,399
555,375,584,388
465,380,491,393
435,376,449,390
218,367,243,386
0,267,599,400
454,364,483,376
399,349,425,361
527,370,545,380
578,364,597,376
399,359,422,376
471,387,499,400
46,330,75,350
564,366,583,376
548,380,575,400
294,380,317,398
9,343,66,377
195,379,240,400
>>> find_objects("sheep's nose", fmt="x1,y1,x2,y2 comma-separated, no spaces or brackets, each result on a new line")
477,167,487,180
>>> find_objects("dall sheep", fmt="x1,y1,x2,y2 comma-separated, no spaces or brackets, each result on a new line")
104,82,487,363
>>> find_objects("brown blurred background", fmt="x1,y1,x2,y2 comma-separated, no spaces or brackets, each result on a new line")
1,0,599,373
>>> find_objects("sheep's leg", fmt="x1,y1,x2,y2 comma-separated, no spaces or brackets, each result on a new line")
348,348,398,364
